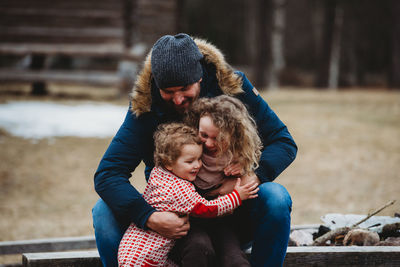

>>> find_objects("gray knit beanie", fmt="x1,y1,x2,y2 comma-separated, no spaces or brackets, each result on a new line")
151,33,203,89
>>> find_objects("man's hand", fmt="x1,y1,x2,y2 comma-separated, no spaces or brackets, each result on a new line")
146,211,190,239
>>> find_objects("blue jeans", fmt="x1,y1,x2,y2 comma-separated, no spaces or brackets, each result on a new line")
92,182,292,267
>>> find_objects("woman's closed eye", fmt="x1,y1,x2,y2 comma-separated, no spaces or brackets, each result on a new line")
200,132,208,138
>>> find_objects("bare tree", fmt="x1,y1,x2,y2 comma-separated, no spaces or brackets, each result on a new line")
268,0,286,90
315,0,343,90
390,0,400,89
327,3,343,90
244,0,258,77
254,0,271,89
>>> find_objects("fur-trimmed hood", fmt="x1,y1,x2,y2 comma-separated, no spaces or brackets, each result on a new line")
130,37,243,117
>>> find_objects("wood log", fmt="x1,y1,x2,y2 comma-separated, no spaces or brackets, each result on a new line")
380,222,400,239
313,200,396,246
343,229,380,246
313,226,351,246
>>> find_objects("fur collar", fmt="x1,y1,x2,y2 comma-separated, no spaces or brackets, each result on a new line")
130,37,243,116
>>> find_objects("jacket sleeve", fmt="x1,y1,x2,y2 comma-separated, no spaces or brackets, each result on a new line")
94,108,156,229
171,181,241,218
190,190,242,218
235,71,298,183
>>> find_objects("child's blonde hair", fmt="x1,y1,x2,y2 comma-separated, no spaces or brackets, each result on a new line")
184,95,262,174
153,123,202,167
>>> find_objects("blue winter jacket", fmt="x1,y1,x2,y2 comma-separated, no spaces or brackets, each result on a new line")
94,38,297,229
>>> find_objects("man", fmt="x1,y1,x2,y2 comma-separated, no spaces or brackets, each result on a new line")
93,33,297,267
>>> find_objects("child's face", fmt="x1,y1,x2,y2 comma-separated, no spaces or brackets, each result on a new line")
198,115,220,156
165,144,203,182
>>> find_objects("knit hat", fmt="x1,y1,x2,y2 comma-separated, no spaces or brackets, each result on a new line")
151,33,203,89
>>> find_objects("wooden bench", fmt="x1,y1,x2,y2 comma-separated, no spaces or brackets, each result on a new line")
0,236,96,256
0,225,319,256
3,226,400,266
21,246,400,267
0,0,178,96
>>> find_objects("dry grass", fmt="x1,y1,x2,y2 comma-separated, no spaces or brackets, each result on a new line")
267,89,400,224
0,85,399,264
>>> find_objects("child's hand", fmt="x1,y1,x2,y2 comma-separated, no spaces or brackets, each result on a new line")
234,178,259,201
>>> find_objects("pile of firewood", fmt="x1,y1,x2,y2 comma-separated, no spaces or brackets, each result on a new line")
290,200,400,247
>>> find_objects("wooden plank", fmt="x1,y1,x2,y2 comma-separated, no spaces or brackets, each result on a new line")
284,246,400,266
22,251,101,267
0,8,122,17
0,44,145,60
0,225,315,256
0,16,122,28
0,28,124,44
0,236,96,255
0,1,121,9
0,69,120,86
21,246,400,267
290,224,320,231
0,27,123,38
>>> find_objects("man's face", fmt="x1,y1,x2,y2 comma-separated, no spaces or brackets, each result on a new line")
159,79,202,113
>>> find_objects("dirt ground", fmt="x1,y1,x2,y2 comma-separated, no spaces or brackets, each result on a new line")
0,84,399,263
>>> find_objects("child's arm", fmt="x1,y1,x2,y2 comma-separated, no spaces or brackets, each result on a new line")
187,179,258,218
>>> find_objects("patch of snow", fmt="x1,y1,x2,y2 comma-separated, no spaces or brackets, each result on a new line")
0,101,128,139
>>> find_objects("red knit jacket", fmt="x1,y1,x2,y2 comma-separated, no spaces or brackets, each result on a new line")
118,167,242,267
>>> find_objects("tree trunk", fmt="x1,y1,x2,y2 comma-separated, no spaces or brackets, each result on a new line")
312,0,325,74
254,0,271,89
244,0,257,81
327,3,343,90
389,0,400,89
268,0,286,90
176,0,186,33
315,0,336,89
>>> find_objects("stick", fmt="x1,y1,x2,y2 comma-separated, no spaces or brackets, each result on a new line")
352,200,396,228
312,200,396,246
312,227,351,246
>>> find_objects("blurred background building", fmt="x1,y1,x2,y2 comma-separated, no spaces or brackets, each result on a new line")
0,0,399,94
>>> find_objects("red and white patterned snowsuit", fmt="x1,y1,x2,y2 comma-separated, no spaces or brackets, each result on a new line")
118,167,242,267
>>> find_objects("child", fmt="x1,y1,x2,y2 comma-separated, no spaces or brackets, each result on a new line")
180,95,263,266
118,123,259,267
185,95,262,196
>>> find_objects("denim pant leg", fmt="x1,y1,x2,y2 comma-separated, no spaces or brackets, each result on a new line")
249,182,292,267
92,199,129,267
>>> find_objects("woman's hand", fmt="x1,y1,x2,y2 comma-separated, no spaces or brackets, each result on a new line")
146,211,190,239
240,172,261,186
234,178,259,201
205,178,237,198
205,173,261,198
224,162,243,176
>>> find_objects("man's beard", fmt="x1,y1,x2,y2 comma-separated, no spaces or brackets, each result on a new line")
169,98,193,114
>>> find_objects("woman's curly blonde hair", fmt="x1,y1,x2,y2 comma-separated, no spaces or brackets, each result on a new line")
153,122,202,167
184,95,262,174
